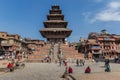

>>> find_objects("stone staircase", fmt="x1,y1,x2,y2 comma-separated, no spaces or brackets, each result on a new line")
28,44,50,62
27,43,84,62
61,44,84,60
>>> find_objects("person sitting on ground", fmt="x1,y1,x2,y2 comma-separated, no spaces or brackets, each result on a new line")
7,62,14,72
85,66,91,73
68,66,73,74
61,67,68,78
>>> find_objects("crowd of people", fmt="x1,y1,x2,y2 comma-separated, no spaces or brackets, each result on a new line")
0,50,28,61
0,50,27,72
60,57,113,78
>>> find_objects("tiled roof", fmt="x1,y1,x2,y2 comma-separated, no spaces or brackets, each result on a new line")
87,39,98,45
0,37,7,40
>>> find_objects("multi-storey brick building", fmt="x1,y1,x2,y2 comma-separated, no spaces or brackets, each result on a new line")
78,38,102,59
78,30,120,59
0,32,28,58
0,32,7,55
0,32,12,52
25,38,45,52
0,32,45,57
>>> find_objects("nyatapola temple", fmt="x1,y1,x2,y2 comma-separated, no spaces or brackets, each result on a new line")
40,5,72,43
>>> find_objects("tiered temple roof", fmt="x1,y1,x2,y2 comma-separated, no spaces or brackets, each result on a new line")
40,5,72,43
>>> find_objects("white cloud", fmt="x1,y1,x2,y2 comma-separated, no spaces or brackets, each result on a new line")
92,1,120,22
109,1,120,9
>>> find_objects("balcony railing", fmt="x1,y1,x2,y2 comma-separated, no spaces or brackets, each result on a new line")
91,46,101,48
104,43,111,46
1,43,12,46
90,46,101,50
92,52,102,54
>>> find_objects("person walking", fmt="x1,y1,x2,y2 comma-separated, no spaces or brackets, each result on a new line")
79,59,82,66
105,58,109,67
76,59,79,66
59,60,62,66
105,64,111,72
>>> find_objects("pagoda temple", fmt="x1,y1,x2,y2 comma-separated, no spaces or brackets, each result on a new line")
40,5,72,43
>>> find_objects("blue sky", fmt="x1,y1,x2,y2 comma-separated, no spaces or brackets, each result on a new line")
0,0,120,42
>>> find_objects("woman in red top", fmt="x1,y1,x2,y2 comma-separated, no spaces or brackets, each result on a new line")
7,62,14,72
85,66,91,73
68,66,73,74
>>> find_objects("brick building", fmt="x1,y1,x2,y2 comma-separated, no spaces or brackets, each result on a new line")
25,38,45,52
78,30,120,59
0,32,28,58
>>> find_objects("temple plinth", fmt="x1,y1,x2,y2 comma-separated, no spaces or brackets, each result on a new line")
40,5,72,43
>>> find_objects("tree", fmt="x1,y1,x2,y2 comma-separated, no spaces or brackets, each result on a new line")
101,29,107,34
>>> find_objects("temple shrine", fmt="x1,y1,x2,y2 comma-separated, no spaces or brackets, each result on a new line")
40,5,72,43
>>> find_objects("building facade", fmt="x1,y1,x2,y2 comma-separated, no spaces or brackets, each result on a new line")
25,38,45,52
78,30,120,59
0,32,28,58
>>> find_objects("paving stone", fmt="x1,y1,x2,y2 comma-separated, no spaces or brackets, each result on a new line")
0,63,65,80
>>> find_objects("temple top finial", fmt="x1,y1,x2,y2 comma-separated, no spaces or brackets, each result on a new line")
52,4,60,10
